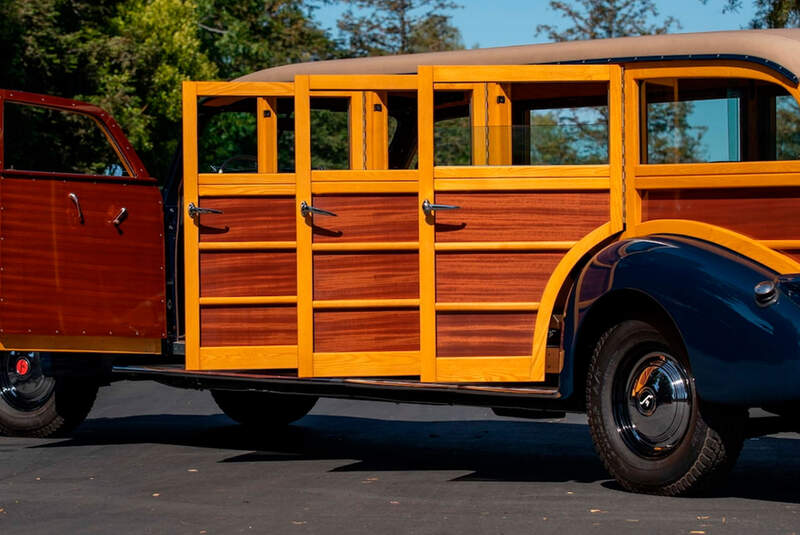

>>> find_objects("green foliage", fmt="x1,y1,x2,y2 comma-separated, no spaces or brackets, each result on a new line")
0,0,339,180
776,95,800,159
529,110,609,164
197,0,341,79
645,101,707,163
198,108,258,173
535,0,703,165
705,0,800,28
336,0,463,56
310,108,352,169
434,117,471,165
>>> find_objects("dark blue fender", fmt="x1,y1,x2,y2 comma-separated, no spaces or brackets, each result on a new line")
562,235,800,406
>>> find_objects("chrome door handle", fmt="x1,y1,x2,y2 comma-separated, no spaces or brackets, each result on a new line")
187,202,223,219
111,207,128,226
68,193,84,224
300,201,337,217
422,199,460,217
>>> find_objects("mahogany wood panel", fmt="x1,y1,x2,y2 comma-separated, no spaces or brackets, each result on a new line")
200,251,296,297
201,305,297,346
642,188,800,240
436,312,536,357
198,196,295,242
0,176,165,337
436,252,564,302
314,309,419,352
314,252,419,300
434,191,609,242
311,194,418,242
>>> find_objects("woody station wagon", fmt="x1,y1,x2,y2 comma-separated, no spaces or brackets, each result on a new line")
4,29,800,495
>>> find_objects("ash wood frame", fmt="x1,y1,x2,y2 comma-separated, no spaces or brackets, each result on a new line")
183,65,624,381
621,62,800,273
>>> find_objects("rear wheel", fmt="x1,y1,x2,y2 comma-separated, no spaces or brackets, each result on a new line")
211,389,318,428
586,320,745,496
0,352,98,437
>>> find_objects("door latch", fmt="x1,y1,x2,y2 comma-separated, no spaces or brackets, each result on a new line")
187,202,223,219
68,192,84,224
422,199,460,217
300,201,337,217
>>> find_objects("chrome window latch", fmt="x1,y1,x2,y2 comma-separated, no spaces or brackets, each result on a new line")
422,199,460,217
300,201,337,217
112,207,128,227
187,202,223,219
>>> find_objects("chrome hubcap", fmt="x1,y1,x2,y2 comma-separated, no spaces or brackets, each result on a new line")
0,352,55,411
613,352,693,458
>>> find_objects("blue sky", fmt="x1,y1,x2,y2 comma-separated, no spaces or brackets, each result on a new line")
313,0,757,48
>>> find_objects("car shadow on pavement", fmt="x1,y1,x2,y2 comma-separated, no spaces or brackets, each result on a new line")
30,413,800,503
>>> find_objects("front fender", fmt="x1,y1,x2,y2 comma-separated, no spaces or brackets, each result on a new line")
565,235,800,406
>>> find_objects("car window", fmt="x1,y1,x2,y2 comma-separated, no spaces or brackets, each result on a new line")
3,101,129,176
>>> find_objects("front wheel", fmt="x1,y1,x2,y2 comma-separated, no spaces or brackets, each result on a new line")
211,389,318,428
0,352,98,437
586,320,745,496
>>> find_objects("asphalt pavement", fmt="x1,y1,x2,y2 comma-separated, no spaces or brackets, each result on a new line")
2,379,800,534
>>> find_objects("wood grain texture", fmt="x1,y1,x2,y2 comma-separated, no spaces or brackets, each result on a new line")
642,188,800,240
314,252,419,300
436,312,536,357
434,191,609,242
0,177,165,337
198,196,295,242
201,305,296,346
200,251,296,297
314,309,419,352
311,194,418,242
436,252,564,302
778,250,800,265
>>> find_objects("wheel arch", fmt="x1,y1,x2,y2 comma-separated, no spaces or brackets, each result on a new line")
562,234,800,407
566,288,687,409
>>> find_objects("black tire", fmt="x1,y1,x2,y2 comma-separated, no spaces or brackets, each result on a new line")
211,389,318,428
586,320,746,496
0,352,98,438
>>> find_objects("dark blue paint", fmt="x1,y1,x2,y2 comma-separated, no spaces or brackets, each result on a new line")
562,235,800,406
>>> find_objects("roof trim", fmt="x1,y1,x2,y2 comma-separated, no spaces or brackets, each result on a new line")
558,54,798,84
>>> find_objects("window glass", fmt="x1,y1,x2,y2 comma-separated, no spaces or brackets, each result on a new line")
198,97,257,173
432,83,609,166
511,82,609,165
311,97,350,170
4,102,129,175
776,94,800,160
434,91,473,166
642,78,800,163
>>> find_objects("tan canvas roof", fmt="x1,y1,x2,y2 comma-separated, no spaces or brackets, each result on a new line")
235,29,800,84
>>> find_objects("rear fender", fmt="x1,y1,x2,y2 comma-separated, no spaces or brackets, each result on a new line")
563,235,800,406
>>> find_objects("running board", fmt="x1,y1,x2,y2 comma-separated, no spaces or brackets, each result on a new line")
112,365,570,412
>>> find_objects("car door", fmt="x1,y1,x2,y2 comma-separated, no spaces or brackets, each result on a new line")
0,90,165,353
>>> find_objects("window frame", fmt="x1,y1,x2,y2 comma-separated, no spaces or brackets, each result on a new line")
629,61,800,172
0,89,148,181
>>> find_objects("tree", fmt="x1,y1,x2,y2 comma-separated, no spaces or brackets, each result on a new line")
0,0,341,179
197,0,341,80
704,0,800,28
336,0,463,56
535,0,705,164
536,0,679,41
